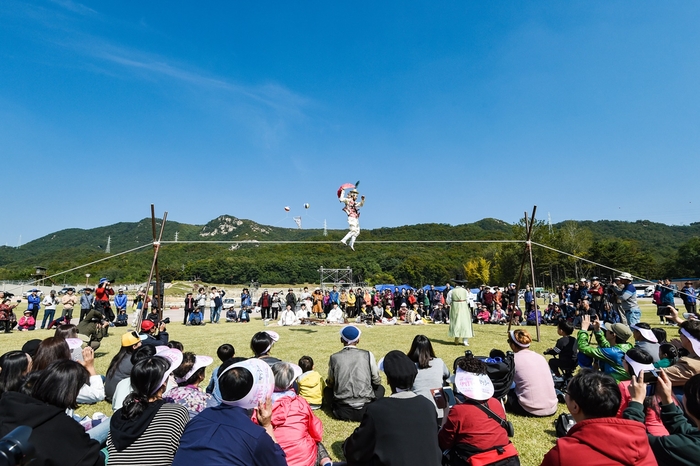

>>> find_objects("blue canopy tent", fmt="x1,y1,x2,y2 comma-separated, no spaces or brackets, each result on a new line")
374,284,415,293
421,285,447,292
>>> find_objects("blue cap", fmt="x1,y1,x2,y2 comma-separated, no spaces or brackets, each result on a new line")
99,278,109,284
340,325,361,344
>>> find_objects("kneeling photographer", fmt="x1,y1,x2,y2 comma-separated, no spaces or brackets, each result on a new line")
139,318,169,347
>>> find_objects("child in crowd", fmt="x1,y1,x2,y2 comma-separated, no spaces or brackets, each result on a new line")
544,320,578,378
297,355,325,410
206,343,235,405
18,310,35,331
476,306,490,325
654,343,678,369
114,309,129,327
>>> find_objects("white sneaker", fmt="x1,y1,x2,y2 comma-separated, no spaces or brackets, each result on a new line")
463,340,469,346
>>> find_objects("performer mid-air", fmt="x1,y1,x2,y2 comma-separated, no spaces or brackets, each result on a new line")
338,182,365,250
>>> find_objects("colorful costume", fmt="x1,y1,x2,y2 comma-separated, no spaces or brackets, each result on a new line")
339,189,364,250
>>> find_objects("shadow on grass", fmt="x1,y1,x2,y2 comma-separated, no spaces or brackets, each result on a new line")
289,328,318,334
330,440,346,461
544,428,557,438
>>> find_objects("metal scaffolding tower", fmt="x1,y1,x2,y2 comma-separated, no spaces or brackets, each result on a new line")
319,267,353,290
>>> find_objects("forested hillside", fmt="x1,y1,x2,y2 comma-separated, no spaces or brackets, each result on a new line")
0,216,698,287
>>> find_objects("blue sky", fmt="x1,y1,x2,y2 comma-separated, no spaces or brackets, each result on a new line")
2,1,699,246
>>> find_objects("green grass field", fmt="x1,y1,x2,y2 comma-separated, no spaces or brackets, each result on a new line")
0,301,665,465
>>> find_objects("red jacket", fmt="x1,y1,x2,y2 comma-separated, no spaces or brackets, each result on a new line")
255,394,323,466
541,417,657,466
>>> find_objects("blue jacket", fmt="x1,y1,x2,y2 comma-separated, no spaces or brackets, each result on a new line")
682,286,697,305
329,290,339,305
172,404,286,466
27,294,41,312
657,285,675,305
114,294,128,309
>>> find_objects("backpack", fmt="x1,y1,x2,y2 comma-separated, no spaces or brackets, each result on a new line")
554,412,576,437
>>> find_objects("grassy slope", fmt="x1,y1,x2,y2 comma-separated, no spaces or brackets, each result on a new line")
0,302,663,465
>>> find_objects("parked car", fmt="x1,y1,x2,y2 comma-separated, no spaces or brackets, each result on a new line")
222,298,236,310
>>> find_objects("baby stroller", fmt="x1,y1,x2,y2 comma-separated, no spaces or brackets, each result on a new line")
452,349,515,403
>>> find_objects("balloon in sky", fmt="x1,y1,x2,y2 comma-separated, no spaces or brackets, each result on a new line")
284,206,290,212
304,203,310,209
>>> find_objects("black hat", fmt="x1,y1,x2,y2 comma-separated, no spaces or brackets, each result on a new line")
21,339,42,358
381,350,418,390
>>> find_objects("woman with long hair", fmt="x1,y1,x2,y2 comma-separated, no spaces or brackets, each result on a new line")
0,360,103,466
105,331,143,401
107,349,189,465
406,335,449,418
0,350,32,394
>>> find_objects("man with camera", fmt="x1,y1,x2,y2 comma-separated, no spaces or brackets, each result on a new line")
609,272,642,326
578,314,633,382
139,318,169,347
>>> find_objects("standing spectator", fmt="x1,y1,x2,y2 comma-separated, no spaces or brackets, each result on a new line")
240,287,252,312
299,287,312,313
270,292,281,321
195,287,207,319
61,288,78,324
258,289,272,320
657,278,676,324
285,288,297,311
610,272,642,326
312,288,324,318
523,285,534,313
329,285,340,308
589,277,605,317
541,370,656,466
114,288,128,318
681,281,697,315
26,288,41,318
544,320,578,378
210,287,225,324
506,329,558,417
342,350,442,466
325,326,384,421
339,288,348,312
94,278,115,323
347,289,357,318
506,283,518,309
183,292,195,325
40,290,58,330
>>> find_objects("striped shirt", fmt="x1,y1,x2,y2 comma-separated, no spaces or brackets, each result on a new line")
106,403,189,466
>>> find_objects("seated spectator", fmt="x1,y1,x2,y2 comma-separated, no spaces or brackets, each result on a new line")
0,360,103,466
226,307,238,322
526,307,544,326
439,357,519,466
111,345,159,410
164,352,213,419
188,307,204,325
297,355,325,410
0,298,19,333
490,304,507,325
432,302,448,324
325,326,384,421
406,334,449,418
343,350,442,466
31,336,105,404
616,348,671,436
18,309,36,331
664,320,700,387
139,319,169,346
115,309,129,327
326,303,344,324
107,348,189,465
255,362,331,466
0,350,32,395
508,305,523,326
239,306,250,323
631,323,660,363
624,371,700,466
104,331,143,402
206,343,236,405
654,343,678,369
541,370,656,466
279,304,300,326
296,303,310,321
577,315,633,382
172,359,287,466
544,320,578,378
506,329,557,417
652,327,667,345
251,331,282,366
476,306,491,325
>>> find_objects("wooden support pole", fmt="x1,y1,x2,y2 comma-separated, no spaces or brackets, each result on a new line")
151,204,163,320
136,208,167,330
508,206,539,341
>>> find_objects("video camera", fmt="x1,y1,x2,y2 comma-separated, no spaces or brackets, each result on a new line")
0,426,34,466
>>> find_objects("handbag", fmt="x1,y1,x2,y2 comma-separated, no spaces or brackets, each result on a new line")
471,401,515,437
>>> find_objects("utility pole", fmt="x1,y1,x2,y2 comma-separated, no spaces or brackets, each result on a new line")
323,220,327,236
105,236,111,254
174,231,179,242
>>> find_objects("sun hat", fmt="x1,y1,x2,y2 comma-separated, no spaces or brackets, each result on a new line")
65,338,84,351
624,354,655,378
630,325,658,343
153,348,183,395
601,322,632,342
617,272,633,281
681,328,700,356
219,358,274,409
340,325,361,344
454,368,494,401
141,320,155,332
121,331,141,347
174,355,213,384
